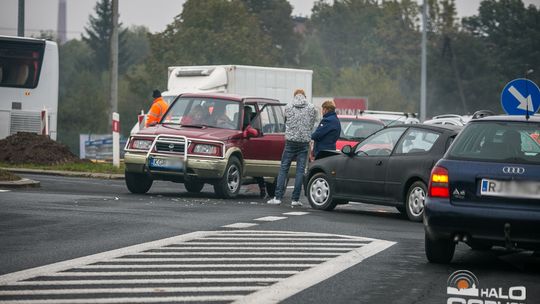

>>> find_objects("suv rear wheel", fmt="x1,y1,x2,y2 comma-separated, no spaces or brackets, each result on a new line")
425,233,455,264
214,156,242,199
125,171,153,194
307,172,337,211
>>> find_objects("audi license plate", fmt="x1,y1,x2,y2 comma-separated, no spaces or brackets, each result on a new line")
149,157,183,171
480,178,540,199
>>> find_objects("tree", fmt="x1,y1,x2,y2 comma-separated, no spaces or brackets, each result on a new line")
463,0,540,83
240,0,299,65
82,0,131,73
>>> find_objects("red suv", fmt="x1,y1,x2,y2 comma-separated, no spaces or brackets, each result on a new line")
124,93,292,198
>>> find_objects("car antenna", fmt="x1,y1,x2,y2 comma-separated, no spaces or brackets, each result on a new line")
384,112,412,128
525,68,534,121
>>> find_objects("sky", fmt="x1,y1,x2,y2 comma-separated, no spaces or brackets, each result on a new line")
0,0,538,40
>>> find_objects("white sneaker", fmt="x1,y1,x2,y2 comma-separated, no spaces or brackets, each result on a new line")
291,201,303,207
267,197,282,205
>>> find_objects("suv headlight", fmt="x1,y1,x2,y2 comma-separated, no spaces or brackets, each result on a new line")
130,138,153,150
193,144,219,155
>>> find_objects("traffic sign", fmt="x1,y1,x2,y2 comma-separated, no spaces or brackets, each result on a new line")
500,78,540,115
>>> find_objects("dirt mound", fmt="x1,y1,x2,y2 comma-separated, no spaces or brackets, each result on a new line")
0,133,82,165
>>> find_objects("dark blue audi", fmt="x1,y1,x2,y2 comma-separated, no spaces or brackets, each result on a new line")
424,115,540,263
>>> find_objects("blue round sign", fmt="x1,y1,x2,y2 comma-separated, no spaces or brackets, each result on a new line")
500,78,540,115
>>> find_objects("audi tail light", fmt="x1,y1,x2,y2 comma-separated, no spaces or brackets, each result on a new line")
429,166,449,198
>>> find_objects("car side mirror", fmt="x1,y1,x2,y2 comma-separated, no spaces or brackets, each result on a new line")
341,145,353,156
243,125,259,138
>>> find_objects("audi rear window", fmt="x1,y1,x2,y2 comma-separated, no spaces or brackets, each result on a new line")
448,121,540,164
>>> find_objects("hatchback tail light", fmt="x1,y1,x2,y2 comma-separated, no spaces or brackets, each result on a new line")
429,166,449,198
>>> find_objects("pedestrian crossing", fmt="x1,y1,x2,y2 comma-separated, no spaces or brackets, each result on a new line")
0,230,395,303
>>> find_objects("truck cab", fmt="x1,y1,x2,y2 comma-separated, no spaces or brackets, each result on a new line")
124,92,293,198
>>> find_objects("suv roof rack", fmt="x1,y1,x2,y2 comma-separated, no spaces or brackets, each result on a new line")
432,114,463,120
358,110,418,118
471,110,496,120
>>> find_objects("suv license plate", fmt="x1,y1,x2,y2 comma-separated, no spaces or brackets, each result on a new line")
149,157,183,171
480,178,540,199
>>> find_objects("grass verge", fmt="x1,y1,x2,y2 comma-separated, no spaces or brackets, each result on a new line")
0,162,125,175
0,169,21,181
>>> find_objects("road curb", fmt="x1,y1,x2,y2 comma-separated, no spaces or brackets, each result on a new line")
0,178,40,188
1,168,124,180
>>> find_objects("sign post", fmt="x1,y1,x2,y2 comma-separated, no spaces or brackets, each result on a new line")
500,78,540,116
112,112,120,168
40,108,49,136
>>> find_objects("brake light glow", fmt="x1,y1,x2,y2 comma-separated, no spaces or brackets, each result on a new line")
429,166,449,198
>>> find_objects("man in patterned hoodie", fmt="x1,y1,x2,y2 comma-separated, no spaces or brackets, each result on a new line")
268,89,317,207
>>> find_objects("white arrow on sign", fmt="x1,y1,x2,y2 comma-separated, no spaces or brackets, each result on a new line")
508,85,534,111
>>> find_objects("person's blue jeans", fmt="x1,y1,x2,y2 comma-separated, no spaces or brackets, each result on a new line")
275,141,309,201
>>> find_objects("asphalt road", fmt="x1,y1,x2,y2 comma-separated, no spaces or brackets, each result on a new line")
0,174,538,303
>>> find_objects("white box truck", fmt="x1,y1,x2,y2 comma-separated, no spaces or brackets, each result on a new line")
165,65,312,104
133,65,313,133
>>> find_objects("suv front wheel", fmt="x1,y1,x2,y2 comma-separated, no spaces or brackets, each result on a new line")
214,156,242,199
125,171,153,194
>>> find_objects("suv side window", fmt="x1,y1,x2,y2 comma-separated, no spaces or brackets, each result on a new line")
243,104,258,129
395,128,441,154
259,104,284,134
274,105,285,133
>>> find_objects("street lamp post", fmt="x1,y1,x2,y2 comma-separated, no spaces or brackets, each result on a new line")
420,0,428,122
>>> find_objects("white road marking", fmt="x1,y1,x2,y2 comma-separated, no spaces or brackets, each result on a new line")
79,263,317,269
0,230,395,304
253,216,287,221
221,222,258,228
0,286,262,295
167,242,366,246
147,246,357,251
233,238,395,304
133,251,344,256
0,231,211,285
46,270,300,276
199,237,364,241
12,278,281,286
0,296,243,304
0,189,10,192
103,257,330,262
283,211,310,215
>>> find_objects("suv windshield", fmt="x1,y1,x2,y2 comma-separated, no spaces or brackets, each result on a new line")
448,121,540,164
162,97,240,130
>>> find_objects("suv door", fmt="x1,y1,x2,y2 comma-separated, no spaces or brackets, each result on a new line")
241,101,286,178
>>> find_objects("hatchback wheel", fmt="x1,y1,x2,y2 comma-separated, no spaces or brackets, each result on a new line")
125,171,153,194
214,156,242,199
307,172,337,211
406,181,427,222
425,233,455,264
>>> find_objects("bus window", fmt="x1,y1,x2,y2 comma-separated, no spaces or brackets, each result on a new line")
0,40,44,88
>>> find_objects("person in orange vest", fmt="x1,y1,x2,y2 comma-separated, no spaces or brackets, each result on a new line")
145,90,169,127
